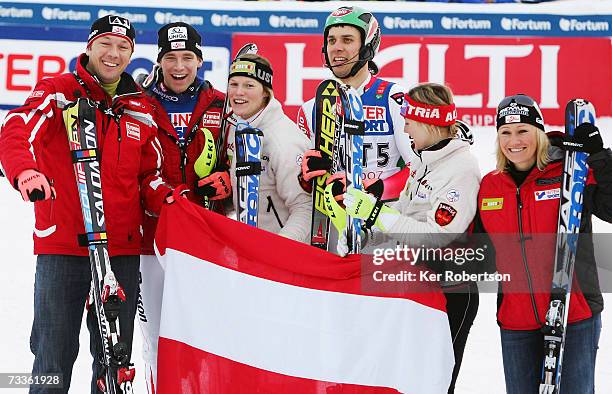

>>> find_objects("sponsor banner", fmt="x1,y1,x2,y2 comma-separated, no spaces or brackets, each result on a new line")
0,2,609,37
0,26,231,109
233,34,611,126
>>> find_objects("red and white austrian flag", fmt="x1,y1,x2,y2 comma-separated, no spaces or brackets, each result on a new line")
155,199,454,394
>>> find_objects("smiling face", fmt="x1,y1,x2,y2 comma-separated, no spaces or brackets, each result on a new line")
497,123,539,171
228,76,268,119
326,25,363,79
159,50,202,94
86,35,132,84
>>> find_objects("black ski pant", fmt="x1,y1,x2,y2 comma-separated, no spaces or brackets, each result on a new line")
445,282,479,394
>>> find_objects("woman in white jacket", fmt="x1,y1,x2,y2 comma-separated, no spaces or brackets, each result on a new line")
226,53,311,242
343,82,481,394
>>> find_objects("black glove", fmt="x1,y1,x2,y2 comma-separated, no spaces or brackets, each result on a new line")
562,122,603,154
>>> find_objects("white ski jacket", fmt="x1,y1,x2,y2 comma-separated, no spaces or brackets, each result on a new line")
387,138,481,248
227,97,311,243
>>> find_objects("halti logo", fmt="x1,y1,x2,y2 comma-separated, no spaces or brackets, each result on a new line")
535,188,560,201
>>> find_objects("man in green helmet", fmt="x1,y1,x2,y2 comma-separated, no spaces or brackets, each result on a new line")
298,6,414,205
297,6,477,394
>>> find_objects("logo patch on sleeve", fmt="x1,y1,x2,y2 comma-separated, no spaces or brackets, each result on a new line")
446,189,460,203
435,202,457,227
202,112,221,128
29,90,44,99
534,188,560,201
481,197,503,211
125,122,140,141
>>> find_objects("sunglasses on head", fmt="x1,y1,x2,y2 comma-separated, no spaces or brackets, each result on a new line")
497,94,537,111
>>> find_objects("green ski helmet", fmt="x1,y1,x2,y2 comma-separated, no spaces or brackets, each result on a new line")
322,6,381,78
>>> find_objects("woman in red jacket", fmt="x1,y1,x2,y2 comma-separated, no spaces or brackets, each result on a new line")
477,94,611,393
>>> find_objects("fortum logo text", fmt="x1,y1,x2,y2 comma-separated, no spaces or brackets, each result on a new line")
382,16,434,30
559,18,609,32
501,18,551,31
210,13,260,27
441,17,491,30
269,15,318,29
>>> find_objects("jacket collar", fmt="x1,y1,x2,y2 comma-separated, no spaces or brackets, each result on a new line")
418,138,468,166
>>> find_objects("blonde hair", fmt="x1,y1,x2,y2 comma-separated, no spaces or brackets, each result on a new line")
236,53,273,106
495,126,551,172
407,82,457,140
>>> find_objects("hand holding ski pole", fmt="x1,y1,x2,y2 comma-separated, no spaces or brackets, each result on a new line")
301,149,332,181
16,169,55,202
343,186,400,232
561,122,603,154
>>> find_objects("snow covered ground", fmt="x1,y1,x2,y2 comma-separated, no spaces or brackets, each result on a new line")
1,114,612,393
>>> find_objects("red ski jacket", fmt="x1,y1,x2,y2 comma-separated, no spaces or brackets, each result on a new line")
0,54,173,257
141,81,225,254
478,142,612,330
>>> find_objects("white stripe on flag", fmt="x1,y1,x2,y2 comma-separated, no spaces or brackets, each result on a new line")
159,248,454,394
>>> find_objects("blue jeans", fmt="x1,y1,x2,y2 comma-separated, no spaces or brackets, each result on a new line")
500,313,601,394
30,254,139,394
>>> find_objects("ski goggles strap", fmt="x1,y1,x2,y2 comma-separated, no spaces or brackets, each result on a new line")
229,58,273,89
401,95,457,127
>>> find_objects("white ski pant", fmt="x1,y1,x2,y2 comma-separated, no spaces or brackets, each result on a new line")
138,254,164,394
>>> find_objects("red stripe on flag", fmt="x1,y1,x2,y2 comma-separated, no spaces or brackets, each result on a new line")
157,337,400,394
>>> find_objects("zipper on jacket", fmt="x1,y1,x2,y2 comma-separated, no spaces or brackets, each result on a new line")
516,187,543,325
178,141,187,184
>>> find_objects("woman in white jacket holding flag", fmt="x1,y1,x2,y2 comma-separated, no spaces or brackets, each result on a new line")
343,82,481,393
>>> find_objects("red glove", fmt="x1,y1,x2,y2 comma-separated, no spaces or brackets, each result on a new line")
16,169,55,202
195,171,231,200
301,149,332,182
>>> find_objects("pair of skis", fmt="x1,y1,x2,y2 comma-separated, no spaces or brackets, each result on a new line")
63,99,135,394
539,99,596,394
310,79,365,254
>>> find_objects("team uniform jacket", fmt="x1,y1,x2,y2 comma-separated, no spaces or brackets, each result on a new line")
478,143,612,330
140,79,225,254
227,97,311,243
0,54,172,257
297,75,415,200
387,138,481,247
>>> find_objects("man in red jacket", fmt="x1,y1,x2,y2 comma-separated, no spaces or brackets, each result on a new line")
0,15,173,393
135,22,227,394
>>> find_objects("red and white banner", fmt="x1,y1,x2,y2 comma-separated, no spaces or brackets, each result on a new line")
233,34,612,126
155,199,454,393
